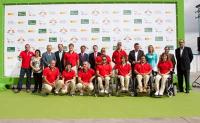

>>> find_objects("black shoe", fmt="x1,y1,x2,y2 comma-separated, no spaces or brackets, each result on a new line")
32,90,37,93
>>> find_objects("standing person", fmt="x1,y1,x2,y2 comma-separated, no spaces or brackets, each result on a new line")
95,47,111,65
15,44,34,93
155,53,173,96
146,45,158,72
42,45,56,68
77,61,95,96
78,45,89,68
175,39,193,93
134,56,152,92
128,43,144,69
64,43,79,74
42,60,60,95
30,50,43,93
89,45,101,70
55,44,65,73
112,42,128,68
163,46,176,70
115,56,131,92
96,56,112,94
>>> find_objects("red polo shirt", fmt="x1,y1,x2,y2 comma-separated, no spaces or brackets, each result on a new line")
96,64,112,77
62,70,75,81
112,50,127,65
64,51,79,67
78,68,95,84
158,61,173,74
134,62,152,74
95,55,111,64
115,63,131,77
43,67,59,83
19,51,34,69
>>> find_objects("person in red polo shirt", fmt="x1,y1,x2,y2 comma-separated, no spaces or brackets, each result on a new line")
112,42,128,68
155,53,173,96
64,43,79,74
96,56,112,94
15,44,34,93
77,61,95,96
134,55,152,92
115,56,131,92
54,62,76,95
42,60,60,95
95,47,111,66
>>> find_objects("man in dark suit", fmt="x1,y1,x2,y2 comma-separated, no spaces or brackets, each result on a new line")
128,43,144,68
89,45,101,70
175,40,193,93
79,45,89,68
55,44,65,73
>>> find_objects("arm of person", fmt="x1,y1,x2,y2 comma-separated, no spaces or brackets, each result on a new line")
43,76,52,86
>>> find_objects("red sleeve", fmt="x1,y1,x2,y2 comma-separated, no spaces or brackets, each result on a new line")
148,64,152,72
95,56,101,63
112,51,116,62
19,51,23,58
96,65,100,71
107,56,111,63
157,62,161,68
109,65,112,73
62,71,65,77
169,61,173,69
134,64,138,71
128,64,131,72
64,53,67,61
90,69,95,75
78,71,82,78
76,53,79,61
43,68,47,76
56,68,60,76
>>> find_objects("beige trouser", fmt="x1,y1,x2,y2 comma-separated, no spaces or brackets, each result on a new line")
155,74,169,94
42,83,53,94
136,74,150,91
55,79,76,94
97,76,110,91
76,82,94,92
118,75,130,90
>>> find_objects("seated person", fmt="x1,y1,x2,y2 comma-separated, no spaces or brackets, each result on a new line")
42,60,60,95
54,62,76,95
95,47,111,65
134,55,152,92
155,53,173,96
96,56,112,94
77,61,95,95
115,56,131,92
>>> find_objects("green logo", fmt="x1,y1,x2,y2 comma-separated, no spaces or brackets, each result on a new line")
144,28,153,32
91,28,100,33
81,19,89,24
134,19,142,24
38,29,47,33
155,36,163,41
166,45,174,50
49,37,57,42
123,10,132,15
102,37,110,42
18,11,26,16
70,10,78,15
28,20,36,25
7,47,15,52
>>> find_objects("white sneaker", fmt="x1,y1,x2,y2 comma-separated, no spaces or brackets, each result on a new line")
100,90,104,94
159,92,163,96
104,90,109,94
122,87,126,91
80,92,83,96
155,91,159,96
55,91,59,94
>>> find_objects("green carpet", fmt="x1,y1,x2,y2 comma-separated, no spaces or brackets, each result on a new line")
0,90,200,119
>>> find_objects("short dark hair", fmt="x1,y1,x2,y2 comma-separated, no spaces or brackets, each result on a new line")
134,43,139,46
69,43,74,47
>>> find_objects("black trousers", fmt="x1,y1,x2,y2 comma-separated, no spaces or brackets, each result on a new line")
177,69,190,92
33,72,43,91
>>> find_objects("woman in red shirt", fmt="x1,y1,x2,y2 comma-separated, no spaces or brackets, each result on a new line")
155,53,173,96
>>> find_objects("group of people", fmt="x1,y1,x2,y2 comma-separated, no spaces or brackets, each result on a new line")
14,39,193,96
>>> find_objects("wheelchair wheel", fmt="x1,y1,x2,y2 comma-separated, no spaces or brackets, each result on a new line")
173,84,177,96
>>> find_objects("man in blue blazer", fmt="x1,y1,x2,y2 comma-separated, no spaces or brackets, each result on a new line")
78,45,89,68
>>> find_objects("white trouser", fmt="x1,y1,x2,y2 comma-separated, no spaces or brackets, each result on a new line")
118,75,130,90
97,76,110,91
76,82,94,92
155,74,169,95
136,74,150,91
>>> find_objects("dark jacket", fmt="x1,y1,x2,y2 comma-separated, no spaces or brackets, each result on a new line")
55,51,65,72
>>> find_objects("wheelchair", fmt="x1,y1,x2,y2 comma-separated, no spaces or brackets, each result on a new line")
153,71,177,97
115,76,133,96
131,73,154,97
93,75,114,97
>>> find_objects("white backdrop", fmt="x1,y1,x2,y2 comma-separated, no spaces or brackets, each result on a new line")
4,4,177,77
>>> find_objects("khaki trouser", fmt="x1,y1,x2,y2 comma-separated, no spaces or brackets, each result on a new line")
155,74,169,94
136,74,150,91
56,79,76,94
42,83,53,94
118,75,130,90
76,82,94,92
97,76,110,91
